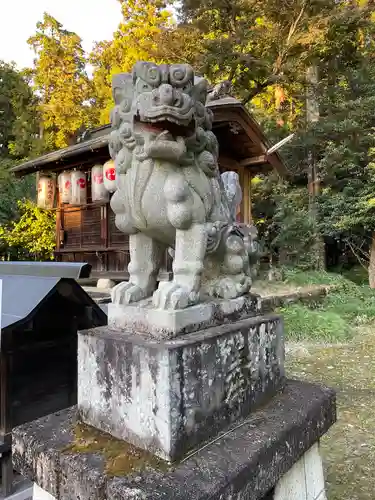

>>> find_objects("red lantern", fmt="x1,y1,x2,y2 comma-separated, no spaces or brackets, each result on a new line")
103,160,117,193
91,164,109,202
37,176,56,209
58,171,72,204
71,170,87,205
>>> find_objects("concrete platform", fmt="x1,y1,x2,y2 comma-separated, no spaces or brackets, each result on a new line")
12,380,336,500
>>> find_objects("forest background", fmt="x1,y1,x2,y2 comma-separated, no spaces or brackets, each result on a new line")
1,0,375,284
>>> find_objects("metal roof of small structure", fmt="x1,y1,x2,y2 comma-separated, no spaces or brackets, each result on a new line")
0,261,91,279
0,262,107,332
1,275,60,329
11,97,287,177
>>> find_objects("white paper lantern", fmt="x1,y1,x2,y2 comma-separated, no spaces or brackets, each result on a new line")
37,176,56,209
91,164,109,202
58,171,72,204
71,170,87,205
103,160,117,193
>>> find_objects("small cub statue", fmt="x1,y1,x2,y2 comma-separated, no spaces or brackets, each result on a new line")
109,61,258,310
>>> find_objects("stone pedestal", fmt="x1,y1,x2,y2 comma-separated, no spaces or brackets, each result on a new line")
107,294,264,338
12,381,336,500
11,294,336,500
78,311,284,461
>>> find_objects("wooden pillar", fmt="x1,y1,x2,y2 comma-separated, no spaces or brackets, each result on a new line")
102,203,109,273
56,189,62,252
243,168,252,225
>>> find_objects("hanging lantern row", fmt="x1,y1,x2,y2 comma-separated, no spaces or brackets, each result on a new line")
46,160,117,207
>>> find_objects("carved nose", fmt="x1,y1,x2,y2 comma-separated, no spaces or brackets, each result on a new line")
158,84,175,106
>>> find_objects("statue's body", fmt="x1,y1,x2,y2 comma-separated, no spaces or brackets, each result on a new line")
109,62,258,310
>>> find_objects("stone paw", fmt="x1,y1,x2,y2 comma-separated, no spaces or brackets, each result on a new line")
152,281,200,310
209,276,251,299
111,281,150,305
235,276,252,295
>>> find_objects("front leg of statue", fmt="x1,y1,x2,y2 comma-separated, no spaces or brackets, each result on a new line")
153,224,207,310
112,233,165,305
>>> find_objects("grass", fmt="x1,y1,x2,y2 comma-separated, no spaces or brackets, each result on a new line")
281,267,347,287
277,267,375,342
280,266,375,498
280,304,351,342
286,324,375,500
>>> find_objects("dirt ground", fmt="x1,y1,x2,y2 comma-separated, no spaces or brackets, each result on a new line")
286,325,375,500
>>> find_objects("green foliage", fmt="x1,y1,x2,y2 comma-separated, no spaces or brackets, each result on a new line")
251,175,319,269
0,62,40,249
28,13,95,149
0,165,35,224
340,265,369,286
0,200,56,260
280,269,375,342
178,0,373,129
90,0,177,124
0,61,41,159
281,303,351,342
281,267,345,286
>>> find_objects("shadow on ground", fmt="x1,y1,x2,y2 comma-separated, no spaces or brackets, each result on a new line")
286,326,375,500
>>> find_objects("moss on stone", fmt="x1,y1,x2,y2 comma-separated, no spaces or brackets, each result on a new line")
63,422,170,477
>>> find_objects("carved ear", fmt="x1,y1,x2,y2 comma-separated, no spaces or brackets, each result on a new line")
193,77,208,105
112,73,133,105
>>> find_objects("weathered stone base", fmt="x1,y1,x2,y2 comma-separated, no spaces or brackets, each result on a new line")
27,442,327,500
108,294,263,339
78,314,284,461
13,380,336,500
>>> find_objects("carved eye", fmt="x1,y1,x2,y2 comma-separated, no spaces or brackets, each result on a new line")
144,65,161,86
182,81,193,94
133,61,161,87
113,88,123,105
136,80,153,94
110,106,121,128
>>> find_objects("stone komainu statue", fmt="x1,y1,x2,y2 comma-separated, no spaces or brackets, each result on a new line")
108,62,258,310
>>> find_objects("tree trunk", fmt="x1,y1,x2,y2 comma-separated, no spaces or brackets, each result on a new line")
306,64,325,271
369,232,375,288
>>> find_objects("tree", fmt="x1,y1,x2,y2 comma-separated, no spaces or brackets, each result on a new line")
0,61,41,159
0,200,56,260
0,160,36,224
251,174,319,270
315,63,375,285
90,0,177,124
178,0,374,129
0,63,40,227
268,6,375,283
28,13,95,149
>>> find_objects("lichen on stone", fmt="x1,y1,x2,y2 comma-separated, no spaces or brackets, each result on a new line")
63,422,170,477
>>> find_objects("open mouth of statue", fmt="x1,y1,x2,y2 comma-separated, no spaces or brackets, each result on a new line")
136,116,195,137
